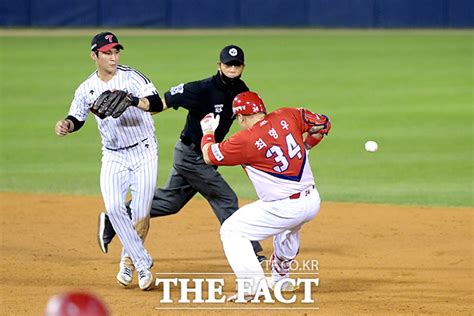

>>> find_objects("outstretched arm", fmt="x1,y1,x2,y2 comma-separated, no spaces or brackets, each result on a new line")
90,90,168,119
200,114,248,166
136,94,168,113
304,132,324,150
54,115,84,137
55,119,72,136
201,136,213,164
301,110,331,150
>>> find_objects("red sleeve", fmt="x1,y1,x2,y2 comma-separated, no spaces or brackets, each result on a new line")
278,107,309,134
298,108,326,133
206,130,249,166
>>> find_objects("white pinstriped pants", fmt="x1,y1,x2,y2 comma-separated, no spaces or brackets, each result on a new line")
100,136,157,271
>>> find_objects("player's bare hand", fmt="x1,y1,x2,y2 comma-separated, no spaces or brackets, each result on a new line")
200,113,220,134
55,120,70,136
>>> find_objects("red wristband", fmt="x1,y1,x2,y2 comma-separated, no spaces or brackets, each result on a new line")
201,134,215,150
305,134,322,149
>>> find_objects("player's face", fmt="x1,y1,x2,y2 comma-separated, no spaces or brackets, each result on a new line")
92,48,120,74
218,62,245,78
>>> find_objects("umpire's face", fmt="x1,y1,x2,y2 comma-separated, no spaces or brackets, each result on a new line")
218,62,245,79
91,48,120,75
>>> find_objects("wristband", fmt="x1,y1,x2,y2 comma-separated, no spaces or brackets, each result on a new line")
304,134,322,150
201,134,215,150
130,96,139,107
145,94,164,112
65,115,84,132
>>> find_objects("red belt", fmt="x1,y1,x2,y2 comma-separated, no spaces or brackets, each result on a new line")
289,185,314,200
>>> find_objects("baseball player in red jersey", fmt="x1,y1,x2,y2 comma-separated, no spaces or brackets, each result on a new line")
200,91,331,301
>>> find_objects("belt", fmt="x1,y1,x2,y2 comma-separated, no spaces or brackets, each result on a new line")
180,135,193,146
106,138,148,151
289,185,315,200
180,136,201,153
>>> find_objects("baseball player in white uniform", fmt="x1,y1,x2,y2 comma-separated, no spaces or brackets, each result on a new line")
54,32,165,290
200,91,331,301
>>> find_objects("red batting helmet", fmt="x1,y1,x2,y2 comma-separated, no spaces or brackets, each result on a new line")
232,91,267,116
45,292,109,316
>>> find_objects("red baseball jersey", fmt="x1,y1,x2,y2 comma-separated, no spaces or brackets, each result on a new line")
207,107,318,201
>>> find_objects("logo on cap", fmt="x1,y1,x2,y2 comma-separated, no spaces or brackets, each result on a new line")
220,45,244,64
91,32,124,52
229,48,238,56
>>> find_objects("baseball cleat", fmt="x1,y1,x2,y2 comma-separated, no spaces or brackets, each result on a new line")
116,265,133,287
227,292,266,303
97,212,115,254
256,254,267,265
138,269,153,291
97,212,108,254
226,293,257,303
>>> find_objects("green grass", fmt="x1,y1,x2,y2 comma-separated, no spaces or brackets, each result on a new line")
0,29,472,207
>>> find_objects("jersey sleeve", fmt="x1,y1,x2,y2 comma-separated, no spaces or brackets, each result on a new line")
164,81,204,111
127,68,159,98
68,84,90,121
206,130,249,166
294,108,325,134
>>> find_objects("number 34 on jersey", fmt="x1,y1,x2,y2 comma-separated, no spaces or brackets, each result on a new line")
210,107,314,180
254,121,304,176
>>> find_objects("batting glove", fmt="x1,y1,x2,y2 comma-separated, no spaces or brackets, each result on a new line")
200,113,220,134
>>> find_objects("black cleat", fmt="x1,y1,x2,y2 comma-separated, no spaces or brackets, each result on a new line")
97,212,115,254
256,254,267,265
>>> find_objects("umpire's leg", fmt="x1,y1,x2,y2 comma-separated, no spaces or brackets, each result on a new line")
122,167,197,219
174,143,263,254
148,166,197,218
127,140,198,217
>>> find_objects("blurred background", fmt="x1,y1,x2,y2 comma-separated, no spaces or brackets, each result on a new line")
1,0,473,28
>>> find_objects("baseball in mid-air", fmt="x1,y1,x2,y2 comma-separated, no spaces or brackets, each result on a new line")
365,140,378,152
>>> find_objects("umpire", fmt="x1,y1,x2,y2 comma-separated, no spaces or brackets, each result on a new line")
98,45,265,260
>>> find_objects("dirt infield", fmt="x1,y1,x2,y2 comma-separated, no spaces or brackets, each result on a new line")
1,193,472,315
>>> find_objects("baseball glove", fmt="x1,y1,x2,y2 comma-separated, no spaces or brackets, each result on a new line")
89,90,111,119
89,90,135,119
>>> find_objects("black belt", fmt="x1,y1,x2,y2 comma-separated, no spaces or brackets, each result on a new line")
180,135,194,146
106,138,148,151
180,135,201,153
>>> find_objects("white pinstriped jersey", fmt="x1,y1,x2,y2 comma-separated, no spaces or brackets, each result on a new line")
68,65,158,150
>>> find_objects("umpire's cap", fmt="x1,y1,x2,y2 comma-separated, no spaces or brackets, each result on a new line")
91,32,124,52
220,45,244,64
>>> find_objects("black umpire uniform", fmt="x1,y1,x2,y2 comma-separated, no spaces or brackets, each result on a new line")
102,45,263,255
